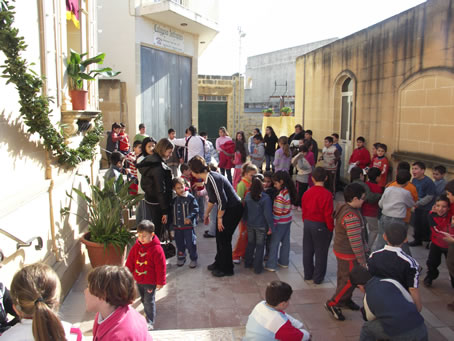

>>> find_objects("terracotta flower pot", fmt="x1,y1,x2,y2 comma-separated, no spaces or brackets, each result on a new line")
80,232,126,268
69,90,88,110
263,112,272,117
280,111,292,116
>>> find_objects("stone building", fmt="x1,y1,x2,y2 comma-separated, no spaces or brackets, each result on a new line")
295,0,454,180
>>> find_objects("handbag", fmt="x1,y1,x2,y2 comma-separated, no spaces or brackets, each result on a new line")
160,229,176,259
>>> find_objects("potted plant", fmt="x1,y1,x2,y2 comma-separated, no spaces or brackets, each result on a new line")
66,49,120,110
262,108,274,117
280,106,292,116
61,176,142,267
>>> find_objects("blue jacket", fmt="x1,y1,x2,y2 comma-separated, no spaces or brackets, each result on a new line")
170,192,199,229
243,192,274,229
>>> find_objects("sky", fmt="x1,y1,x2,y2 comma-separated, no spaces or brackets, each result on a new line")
198,0,426,75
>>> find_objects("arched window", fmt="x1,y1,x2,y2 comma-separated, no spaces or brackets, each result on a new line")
340,78,353,141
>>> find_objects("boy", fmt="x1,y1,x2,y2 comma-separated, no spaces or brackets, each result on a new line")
374,170,415,252
244,281,311,341
171,178,199,268
104,151,124,182
180,163,191,190
371,143,389,188
325,183,368,321
106,122,121,164
304,129,318,162
368,223,422,312
349,136,371,170
349,265,427,341
250,134,265,172
200,131,217,163
301,167,334,284
167,128,181,178
319,136,340,194
134,123,149,142
362,167,382,249
332,133,343,192
409,161,436,246
118,122,130,155
350,167,382,204
292,145,312,208
433,165,447,197
125,140,142,195
125,220,166,330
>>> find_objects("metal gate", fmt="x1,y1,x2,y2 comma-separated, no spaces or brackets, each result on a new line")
198,101,227,145
140,46,191,140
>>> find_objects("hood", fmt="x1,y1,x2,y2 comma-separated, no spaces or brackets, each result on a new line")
334,202,355,220
136,153,162,169
136,235,161,250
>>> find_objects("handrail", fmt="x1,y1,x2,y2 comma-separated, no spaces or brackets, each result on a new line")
0,228,43,251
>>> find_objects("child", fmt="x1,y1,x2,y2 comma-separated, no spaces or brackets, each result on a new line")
134,123,149,142
368,223,422,312
374,170,415,252
171,178,199,267
332,133,343,192
319,136,340,194
190,172,206,223
243,176,275,273
424,194,454,287
250,134,265,172
3,263,82,340
304,141,316,187
350,166,382,205
248,128,262,155
362,167,383,249
325,183,367,321
233,139,247,189
301,167,334,284
265,171,297,271
409,161,436,246
125,140,142,195
104,151,125,182
200,131,217,163
263,171,278,260
304,130,319,162
216,126,234,183
85,266,152,340
433,165,447,197
125,220,166,330
167,128,181,178
292,145,312,208
232,163,258,263
273,136,292,172
180,163,192,190
106,122,121,164
0,282,18,334
264,126,278,172
118,122,130,155
371,143,389,188
444,180,454,311
371,142,380,159
349,136,371,170
244,281,311,341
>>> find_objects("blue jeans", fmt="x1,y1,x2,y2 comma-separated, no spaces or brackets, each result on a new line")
360,319,427,341
195,194,205,221
265,222,291,269
207,203,217,236
174,228,198,261
265,154,275,172
374,215,411,255
245,225,267,273
137,283,156,325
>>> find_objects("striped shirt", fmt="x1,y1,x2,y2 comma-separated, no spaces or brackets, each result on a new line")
273,188,292,224
125,152,137,178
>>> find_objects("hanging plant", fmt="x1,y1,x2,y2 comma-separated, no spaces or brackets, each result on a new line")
0,0,103,167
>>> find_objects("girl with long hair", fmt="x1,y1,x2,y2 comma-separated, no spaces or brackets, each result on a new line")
235,131,248,156
265,171,297,272
264,126,278,172
233,139,247,189
216,126,234,183
273,136,292,172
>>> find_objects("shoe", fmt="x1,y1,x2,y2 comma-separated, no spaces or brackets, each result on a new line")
177,258,186,267
408,240,422,247
447,300,454,311
343,300,360,311
313,280,322,285
425,242,431,250
423,276,432,287
203,231,215,238
189,260,197,268
207,263,217,271
324,302,345,321
212,270,234,277
147,323,154,331
233,259,241,264
278,263,289,268
264,267,276,272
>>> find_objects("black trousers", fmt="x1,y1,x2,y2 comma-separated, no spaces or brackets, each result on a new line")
303,220,333,283
296,181,308,207
414,208,430,243
214,204,243,274
426,243,454,287
150,204,166,240
220,168,232,184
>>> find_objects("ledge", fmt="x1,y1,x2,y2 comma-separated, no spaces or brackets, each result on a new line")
391,151,454,169
61,110,101,137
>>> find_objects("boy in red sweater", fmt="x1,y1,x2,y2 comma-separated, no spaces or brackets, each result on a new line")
349,136,371,170
371,143,389,188
362,167,383,249
118,123,130,155
126,220,166,330
302,167,334,284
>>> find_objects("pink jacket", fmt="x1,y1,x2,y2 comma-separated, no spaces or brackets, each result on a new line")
93,305,153,341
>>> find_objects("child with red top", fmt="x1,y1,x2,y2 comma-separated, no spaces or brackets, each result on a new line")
118,123,130,155
423,195,454,288
362,167,383,249
304,141,316,187
233,139,247,189
126,220,166,330
371,143,389,188
301,167,334,284
444,180,454,310
125,140,142,195
349,136,371,170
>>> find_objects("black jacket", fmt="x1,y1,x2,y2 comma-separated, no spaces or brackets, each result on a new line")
288,131,305,145
137,153,173,214
264,134,278,156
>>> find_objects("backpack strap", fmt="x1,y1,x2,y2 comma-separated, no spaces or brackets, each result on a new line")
184,136,192,163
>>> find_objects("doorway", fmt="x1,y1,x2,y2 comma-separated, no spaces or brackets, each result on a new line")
198,101,228,145
339,77,354,179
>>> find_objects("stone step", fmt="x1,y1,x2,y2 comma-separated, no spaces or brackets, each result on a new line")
150,327,245,341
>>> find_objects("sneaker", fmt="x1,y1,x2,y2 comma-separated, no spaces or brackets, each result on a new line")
278,263,289,268
264,267,276,272
203,231,215,238
324,302,345,321
423,276,432,287
233,259,241,264
177,258,186,267
343,299,360,311
147,323,154,331
189,260,197,268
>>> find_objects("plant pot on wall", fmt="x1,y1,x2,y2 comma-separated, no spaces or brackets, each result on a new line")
69,90,88,110
262,108,274,117
81,232,126,268
280,107,292,116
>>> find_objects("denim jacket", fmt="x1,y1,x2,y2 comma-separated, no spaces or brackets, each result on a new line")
243,192,274,229
170,192,199,230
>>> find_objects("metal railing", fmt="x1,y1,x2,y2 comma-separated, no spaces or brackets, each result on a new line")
0,228,43,262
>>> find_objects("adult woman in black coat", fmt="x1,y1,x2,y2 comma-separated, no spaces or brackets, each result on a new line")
264,126,278,172
137,138,174,239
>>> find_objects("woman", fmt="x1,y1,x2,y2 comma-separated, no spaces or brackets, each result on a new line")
216,126,233,183
189,155,244,277
264,126,278,172
137,138,174,239
136,137,156,225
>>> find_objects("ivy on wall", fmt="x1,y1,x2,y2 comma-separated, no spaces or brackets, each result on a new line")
0,0,103,167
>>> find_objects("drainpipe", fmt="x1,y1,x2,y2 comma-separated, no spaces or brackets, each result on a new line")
45,153,60,261
302,56,306,128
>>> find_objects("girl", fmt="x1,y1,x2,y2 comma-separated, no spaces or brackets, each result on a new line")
3,263,83,340
243,176,274,273
304,141,316,187
235,131,248,156
248,128,261,155
233,139,247,189
232,162,258,263
444,180,454,311
216,126,233,183
265,171,297,271
292,145,312,208
273,136,292,172
264,126,278,172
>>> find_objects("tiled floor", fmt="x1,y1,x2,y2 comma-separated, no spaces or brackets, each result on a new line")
60,194,454,340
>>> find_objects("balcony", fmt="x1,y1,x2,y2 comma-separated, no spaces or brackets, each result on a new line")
138,0,219,54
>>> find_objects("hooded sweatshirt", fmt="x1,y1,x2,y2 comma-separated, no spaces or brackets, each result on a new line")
251,142,265,168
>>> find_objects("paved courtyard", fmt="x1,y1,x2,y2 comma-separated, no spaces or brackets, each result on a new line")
61,197,454,340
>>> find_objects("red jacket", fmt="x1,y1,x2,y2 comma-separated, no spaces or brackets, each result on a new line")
301,185,334,231
349,147,371,169
372,156,389,187
429,211,453,249
362,182,382,217
118,132,130,152
218,140,235,169
126,236,166,286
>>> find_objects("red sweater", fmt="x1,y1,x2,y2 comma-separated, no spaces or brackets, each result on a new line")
118,132,130,152
372,156,389,187
126,236,166,286
349,147,371,169
362,182,382,217
429,211,453,249
301,185,334,231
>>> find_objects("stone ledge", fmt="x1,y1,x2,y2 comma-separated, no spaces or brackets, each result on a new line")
150,326,245,341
